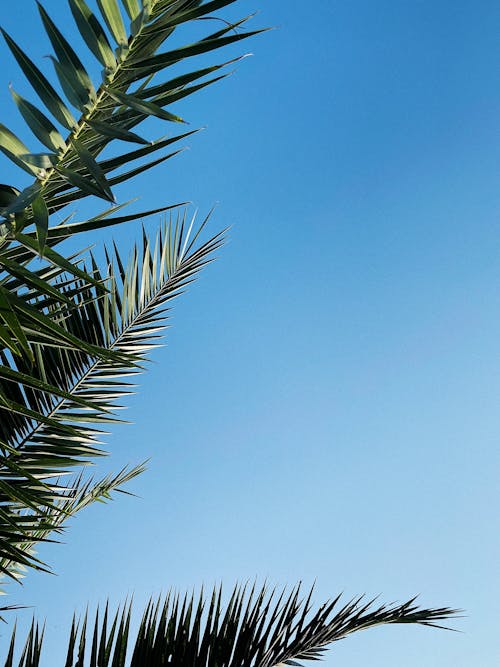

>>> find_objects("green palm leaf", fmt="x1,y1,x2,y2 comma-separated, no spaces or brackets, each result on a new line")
0,0,262,370
0,210,224,581
1,0,262,238
1,584,459,666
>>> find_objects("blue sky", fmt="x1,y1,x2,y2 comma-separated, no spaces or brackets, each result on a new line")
0,1,499,665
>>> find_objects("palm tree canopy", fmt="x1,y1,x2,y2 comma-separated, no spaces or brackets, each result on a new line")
0,6,462,664
0,0,262,588
0,0,262,371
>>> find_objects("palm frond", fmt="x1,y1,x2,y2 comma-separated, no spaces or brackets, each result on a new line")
0,0,262,243
1,583,460,666
0,210,225,581
0,0,262,365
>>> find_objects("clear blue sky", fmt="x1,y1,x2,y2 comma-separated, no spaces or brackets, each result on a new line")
0,1,499,665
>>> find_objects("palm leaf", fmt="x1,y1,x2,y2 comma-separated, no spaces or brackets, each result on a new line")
1,584,459,666
0,0,262,242
0,199,185,364
0,210,224,581
0,0,262,370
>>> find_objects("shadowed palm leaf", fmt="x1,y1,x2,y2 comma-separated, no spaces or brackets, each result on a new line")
0,0,256,595
0,210,225,582
1,583,459,666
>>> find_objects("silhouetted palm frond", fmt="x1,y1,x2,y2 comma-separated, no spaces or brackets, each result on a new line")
1,583,460,667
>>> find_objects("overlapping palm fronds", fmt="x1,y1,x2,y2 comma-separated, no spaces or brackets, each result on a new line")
0,0,262,373
0,209,225,583
1,583,459,666
0,7,461,661
0,0,258,589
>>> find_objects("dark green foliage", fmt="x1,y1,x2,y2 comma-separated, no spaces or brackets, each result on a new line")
0,7,460,663
0,0,257,587
2,584,459,667
0,0,260,358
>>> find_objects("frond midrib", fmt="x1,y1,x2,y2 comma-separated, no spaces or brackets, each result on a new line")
38,0,169,200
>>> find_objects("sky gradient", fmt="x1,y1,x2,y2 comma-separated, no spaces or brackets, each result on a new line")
0,1,499,665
